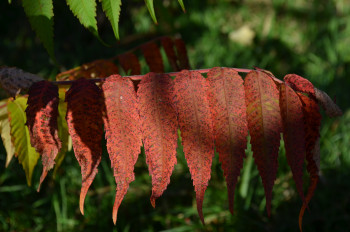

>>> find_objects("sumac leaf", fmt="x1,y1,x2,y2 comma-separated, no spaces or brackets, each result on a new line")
244,70,282,216
0,100,15,167
26,81,61,191
284,74,315,98
102,75,142,224
141,42,164,73
172,70,214,223
138,73,178,207
314,88,342,118
161,37,180,71
118,53,141,75
174,38,190,70
207,67,248,214
279,83,306,201
65,79,103,215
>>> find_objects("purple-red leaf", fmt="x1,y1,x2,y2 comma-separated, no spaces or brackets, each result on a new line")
141,42,164,73
279,83,306,201
102,75,142,224
118,53,141,75
244,71,282,216
174,38,190,70
172,70,214,223
297,93,322,231
26,80,61,191
138,72,178,207
284,74,315,98
161,37,180,71
207,67,247,214
65,79,103,215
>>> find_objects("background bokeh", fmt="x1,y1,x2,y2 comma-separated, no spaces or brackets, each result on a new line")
1,0,350,231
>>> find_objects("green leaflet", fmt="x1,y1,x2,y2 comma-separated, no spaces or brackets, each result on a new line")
0,99,15,167
53,88,69,177
100,0,122,40
177,0,186,13
144,0,158,24
7,96,40,186
22,0,55,60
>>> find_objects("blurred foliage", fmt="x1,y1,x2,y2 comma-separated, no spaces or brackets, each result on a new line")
1,0,350,231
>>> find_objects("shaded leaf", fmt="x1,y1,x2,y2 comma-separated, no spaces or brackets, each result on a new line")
8,96,40,186
177,0,186,13
26,81,61,191
279,83,306,201
0,99,15,167
101,75,142,224
161,37,180,72
138,73,178,207
297,93,322,231
244,71,282,216
174,38,191,70
144,0,157,24
118,53,141,75
65,79,103,215
172,70,214,223
100,0,122,40
314,88,342,118
0,67,44,97
141,42,164,73
207,67,248,214
22,0,55,59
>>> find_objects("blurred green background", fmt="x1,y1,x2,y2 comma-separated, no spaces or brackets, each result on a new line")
1,0,350,231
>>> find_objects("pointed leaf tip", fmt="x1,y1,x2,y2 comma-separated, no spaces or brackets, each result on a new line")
144,0,157,24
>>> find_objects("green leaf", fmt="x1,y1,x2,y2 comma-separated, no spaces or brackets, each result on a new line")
53,88,69,177
0,99,15,167
177,0,186,13
144,0,158,24
100,0,122,40
22,0,55,60
7,96,40,186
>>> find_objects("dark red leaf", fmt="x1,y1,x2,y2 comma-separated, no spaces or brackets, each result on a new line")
174,38,191,70
244,71,282,216
284,74,315,98
279,83,306,201
207,67,248,214
118,53,141,75
141,42,164,73
161,37,180,71
65,79,103,215
172,70,214,223
137,72,178,207
102,75,142,224
26,80,61,191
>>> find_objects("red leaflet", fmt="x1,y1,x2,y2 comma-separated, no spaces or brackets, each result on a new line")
279,83,306,201
172,70,214,223
297,93,322,231
26,81,61,191
137,73,178,207
161,37,180,71
141,42,164,73
118,53,141,75
284,74,315,98
244,71,282,216
65,79,103,215
174,38,191,70
207,67,248,214
101,75,142,224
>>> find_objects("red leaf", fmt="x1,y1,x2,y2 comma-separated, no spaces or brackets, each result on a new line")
65,79,103,215
207,67,248,214
279,83,306,201
118,53,141,75
244,71,282,216
174,38,191,70
141,42,164,73
172,70,214,223
161,37,180,71
297,93,322,231
137,72,178,207
101,75,142,224
284,74,315,98
26,80,61,191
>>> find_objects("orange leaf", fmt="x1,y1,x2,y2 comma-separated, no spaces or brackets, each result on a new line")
65,78,103,215
101,75,142,224
141,42,164,73
244,71,282,216
172,70,214,223
26,81,61,191
207,67,248,214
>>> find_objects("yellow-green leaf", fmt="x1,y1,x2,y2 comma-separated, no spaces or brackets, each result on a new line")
8,96,40,186
0,99,15,167
177,0,186,13
100,0,122,40
144,0,157,24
